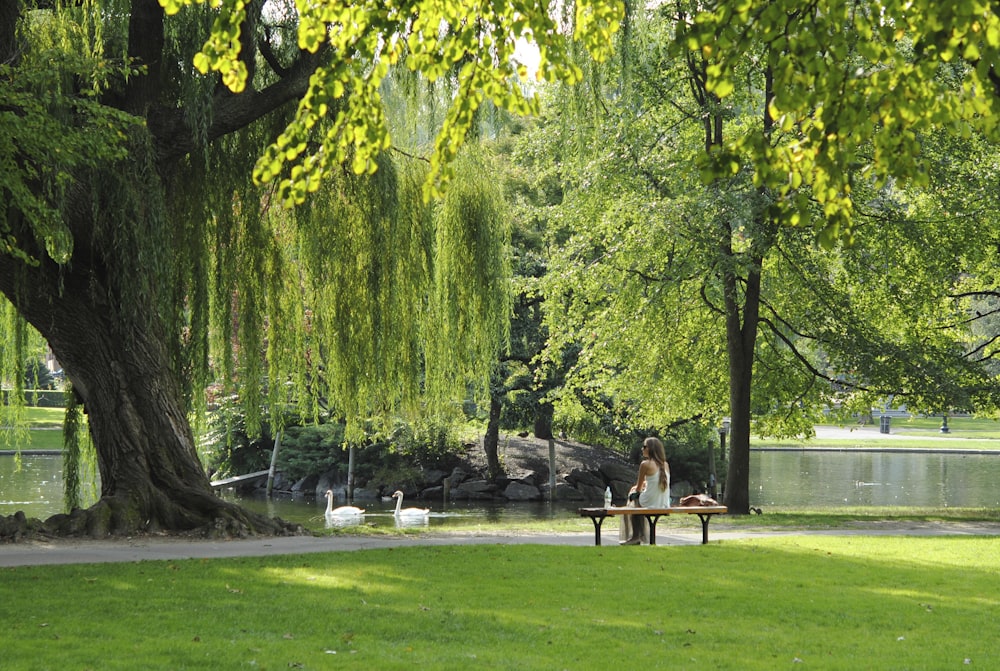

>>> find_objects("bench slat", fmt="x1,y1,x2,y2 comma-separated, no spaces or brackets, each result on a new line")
578,506,727,516
577,505,727,545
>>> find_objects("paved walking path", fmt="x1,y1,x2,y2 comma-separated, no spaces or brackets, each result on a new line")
4,521,1000,567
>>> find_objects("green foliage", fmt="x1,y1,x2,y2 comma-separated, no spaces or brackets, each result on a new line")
0,304,50,446
62,386,95,511
159,0,624,202
425,150,513,412
517,0,1000,458
0,12,140,266
275,422,347,482
21,358,56,391
682,0,1000,245
204,395,466,485
202,395,279,478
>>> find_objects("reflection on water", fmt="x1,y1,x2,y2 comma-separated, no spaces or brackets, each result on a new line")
750,449,1000,508
4,450,1000,525
324,513,366,530
220,488,585,532
0,453,64,516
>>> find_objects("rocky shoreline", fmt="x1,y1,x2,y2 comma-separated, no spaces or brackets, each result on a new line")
242,434,691,505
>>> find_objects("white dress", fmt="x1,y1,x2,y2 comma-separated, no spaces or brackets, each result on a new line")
639,469,670,508
620,467,670,543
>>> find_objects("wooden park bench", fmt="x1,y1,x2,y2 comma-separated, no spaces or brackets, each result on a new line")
577,505,728,546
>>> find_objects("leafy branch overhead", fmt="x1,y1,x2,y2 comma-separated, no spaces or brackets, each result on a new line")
683,0,1000,247
159,0,624,204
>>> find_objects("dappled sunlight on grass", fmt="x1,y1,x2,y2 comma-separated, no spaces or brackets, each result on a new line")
4,539,999,669
258,564,392,592
741,534,1000,569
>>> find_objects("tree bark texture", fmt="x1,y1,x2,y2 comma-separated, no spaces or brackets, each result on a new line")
0,250,298,538
0,0,315,539
483,385,504,481
721,257,763,516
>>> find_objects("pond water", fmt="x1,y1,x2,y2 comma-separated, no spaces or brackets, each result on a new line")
751,448,1000,508
3,449,1000,529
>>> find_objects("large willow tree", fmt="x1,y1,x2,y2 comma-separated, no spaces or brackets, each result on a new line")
0,0,622,538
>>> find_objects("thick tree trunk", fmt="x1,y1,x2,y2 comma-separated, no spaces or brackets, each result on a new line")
0,0,318,540
483,383,504,481
721,257,763,516
0,255,299,539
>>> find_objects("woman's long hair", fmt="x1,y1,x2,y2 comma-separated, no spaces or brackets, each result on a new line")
643,437,670,491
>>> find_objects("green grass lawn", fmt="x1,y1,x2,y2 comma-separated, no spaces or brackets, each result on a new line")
1,406,65,451
3,535,997,670
754,416,1000,449
895,415,1000,437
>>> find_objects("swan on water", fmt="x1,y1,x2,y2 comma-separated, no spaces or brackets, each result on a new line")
391,490,429,517
324,490,365,517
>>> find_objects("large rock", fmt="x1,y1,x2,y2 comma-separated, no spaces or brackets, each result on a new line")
565,468,605,489
314,470,338,498
421,469,448,487
421,485,446,500
552,482,585,501
291,474,319,493
351,487,381,501
504,481,542,501
452,479,497,500
448,467,470,487
504,466,539,485
598,462,636,483
575,482,606,505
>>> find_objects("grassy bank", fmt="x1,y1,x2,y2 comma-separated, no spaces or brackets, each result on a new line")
1,406,65,451
312,507,1000,539
4,535,997,670
754,416,1000,450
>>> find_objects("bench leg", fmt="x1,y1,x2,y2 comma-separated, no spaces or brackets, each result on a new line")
587,515,607,546
645,514,663,545
696,513,714,544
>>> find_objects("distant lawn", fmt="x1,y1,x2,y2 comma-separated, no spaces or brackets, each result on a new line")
879,415,1000,438
22,406,64,428
754,416,1000,449
22,427,63,450
0,405,65,451
3,536,998,670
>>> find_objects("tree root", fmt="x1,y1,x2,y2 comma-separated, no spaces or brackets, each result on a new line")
1,496,308,543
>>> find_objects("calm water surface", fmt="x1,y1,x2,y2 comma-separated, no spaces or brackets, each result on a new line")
4,450,1000,528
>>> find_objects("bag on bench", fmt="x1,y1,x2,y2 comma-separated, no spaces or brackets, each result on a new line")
679,493,719,507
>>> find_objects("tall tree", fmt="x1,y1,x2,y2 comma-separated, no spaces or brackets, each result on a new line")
0,0,622,538
679,0,1000,508
532,0,1000,513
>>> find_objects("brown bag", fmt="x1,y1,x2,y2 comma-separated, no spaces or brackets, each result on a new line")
679,493,719,507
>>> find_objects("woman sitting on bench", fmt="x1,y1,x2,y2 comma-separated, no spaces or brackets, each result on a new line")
620,437,671,545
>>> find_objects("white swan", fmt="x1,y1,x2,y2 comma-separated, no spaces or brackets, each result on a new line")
324,490,364,517
391,490,429,517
